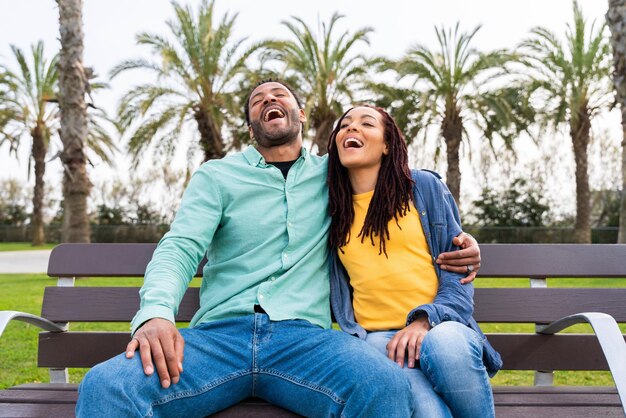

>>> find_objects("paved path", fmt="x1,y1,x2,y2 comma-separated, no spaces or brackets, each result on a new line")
0,250,52,274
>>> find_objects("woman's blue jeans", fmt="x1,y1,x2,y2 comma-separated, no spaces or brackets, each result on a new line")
366,321,495,418
76,314,414,417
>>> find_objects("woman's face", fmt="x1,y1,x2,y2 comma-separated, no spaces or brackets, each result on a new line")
335,107,388,171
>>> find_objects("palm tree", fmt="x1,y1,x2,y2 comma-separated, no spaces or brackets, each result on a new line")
111,0,259,164
606,0,626,243
520,1,612,243
0,40,116,245
57,0,93,243
263,13,372,155
0,42,57,245
0,71,16,134
370,23,526,203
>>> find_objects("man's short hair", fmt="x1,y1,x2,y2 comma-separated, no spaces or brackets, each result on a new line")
244,79,304,126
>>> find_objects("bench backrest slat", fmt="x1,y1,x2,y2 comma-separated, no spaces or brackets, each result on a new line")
41,287,200,322
37,332,626,371
47,243,204,277
47,243,626,278
40,287,626,323
479,244,626,277
474,288,626,322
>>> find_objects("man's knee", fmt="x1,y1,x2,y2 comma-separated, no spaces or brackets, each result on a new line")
80,354,144,398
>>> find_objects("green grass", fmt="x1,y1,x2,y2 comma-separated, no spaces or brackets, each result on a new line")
0,274,624,389
0,242,57,252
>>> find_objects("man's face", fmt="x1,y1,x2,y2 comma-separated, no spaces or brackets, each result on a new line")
248,82,306,148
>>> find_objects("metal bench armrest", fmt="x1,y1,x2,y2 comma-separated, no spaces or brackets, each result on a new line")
538,312,626,413
0,310,67,337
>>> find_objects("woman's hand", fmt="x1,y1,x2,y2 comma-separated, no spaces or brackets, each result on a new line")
386,316,431,369
436,232,480,284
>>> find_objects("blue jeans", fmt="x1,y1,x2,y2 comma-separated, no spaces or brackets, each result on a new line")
77,314,413,417
366,321,495,418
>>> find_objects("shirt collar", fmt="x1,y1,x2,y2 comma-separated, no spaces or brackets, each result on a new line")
243,146,265,167
242,145,308,167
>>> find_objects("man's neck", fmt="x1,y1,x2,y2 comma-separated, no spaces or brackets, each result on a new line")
256,140,302,162
348,166,381,194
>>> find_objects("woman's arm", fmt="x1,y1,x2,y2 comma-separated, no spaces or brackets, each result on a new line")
388,172,475,367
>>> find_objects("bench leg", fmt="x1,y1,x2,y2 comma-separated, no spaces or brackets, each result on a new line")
531,278,555,388
534,371,554,386
50,368,69,383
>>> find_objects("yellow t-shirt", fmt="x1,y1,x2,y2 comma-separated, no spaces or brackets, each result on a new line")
338,190,438,331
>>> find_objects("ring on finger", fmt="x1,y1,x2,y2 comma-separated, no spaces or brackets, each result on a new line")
467,264,474,273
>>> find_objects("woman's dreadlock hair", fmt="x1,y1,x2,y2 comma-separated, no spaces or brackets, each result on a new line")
327,105,414,257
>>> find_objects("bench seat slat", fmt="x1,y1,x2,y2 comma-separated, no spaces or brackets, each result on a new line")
40,287,626,323
492,386,618,394
0,404,622,418
493,406,625,418
493,392,622,406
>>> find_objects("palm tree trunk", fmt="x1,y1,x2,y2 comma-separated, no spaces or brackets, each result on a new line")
606,0,626,243
570,107,592,243
313,116,336,156
57,0,91,243
194,106,225,162
30,123,47,246
442,104,463,203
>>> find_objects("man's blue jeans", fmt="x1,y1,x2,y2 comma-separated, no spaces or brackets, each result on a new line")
366,321,495,418
77,314,413,417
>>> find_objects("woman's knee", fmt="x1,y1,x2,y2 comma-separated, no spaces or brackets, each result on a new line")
421,321,482,360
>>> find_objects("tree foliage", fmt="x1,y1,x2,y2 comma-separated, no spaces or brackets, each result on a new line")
519,1,612,242
369,23,530,202
111,0,261,164
472,178,549,227
262,13,371,154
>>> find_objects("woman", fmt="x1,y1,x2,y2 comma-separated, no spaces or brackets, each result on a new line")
327,105,502,417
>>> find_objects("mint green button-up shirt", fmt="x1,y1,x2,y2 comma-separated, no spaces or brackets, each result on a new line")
131,146,331,334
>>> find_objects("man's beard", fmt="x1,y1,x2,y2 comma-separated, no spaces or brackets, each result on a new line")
250,108,302,148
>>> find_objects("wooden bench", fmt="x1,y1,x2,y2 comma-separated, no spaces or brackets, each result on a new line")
1,243,625,417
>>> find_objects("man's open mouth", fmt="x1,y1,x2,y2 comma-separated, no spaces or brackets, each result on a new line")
344,138,364,148
264,108,286,122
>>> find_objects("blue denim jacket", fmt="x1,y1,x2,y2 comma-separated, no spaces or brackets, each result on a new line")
329,169,503,377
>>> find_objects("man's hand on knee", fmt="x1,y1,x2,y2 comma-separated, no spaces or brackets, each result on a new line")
125,318,185,388
436,232,481,284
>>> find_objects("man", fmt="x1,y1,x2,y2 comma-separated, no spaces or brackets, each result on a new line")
76,80,479,417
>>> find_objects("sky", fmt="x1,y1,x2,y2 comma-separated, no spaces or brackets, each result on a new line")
0,0,620,218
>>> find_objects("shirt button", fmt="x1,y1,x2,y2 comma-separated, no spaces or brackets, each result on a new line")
270,276,276,281
259,294,264,300
283,253,288,259
288,222,293,227
421,211,426,216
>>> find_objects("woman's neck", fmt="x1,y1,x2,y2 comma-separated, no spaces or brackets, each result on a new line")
348,166,380,194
